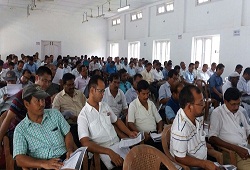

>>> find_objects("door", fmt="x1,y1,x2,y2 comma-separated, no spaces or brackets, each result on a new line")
41,40,61,61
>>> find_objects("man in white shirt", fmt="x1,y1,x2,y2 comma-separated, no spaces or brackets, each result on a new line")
71,61,81,78
170,85,218,170
179,61,186,77
77,75,137,168
135,59,144,74
63,59,72,75
128,80,163,151
237,67,250,95
222,72,240,96
193,61,200,79
208,62,217,77
102,73,128,118
152,62,164,81
89,56,100,73
75,65,90,93
197,64,210,82
127,61,136,77
209,88,250,170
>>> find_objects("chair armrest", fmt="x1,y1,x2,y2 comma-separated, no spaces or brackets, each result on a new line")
217,146,237,166
207,148,223,164
93,153,101,170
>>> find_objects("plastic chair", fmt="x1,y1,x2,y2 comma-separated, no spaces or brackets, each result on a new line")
123,144,177,170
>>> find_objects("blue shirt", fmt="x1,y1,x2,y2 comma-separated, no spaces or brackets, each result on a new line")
208,73,223,93
125,87,137,104
127,67,136,77
105,64,117,74
119,81,131,94
158,82,172,107
183,70,194,83
23,62,37,74
162,68,169,80
165,96,180,120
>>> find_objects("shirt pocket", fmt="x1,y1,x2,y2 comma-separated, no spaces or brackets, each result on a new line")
50,127,64,146
89,119,102,137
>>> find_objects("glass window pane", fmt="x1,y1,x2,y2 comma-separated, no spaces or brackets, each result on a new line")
117,19,120,24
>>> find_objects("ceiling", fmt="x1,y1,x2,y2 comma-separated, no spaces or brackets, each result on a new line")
0,0,163,18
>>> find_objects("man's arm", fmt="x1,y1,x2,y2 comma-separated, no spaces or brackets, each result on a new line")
156,120,163,133
175,155,219,170
15,155,63,169
114,119,137,138
64,132,76,159
209,136,249,159
127,122,139,132
80,137,123,167
212,87,222,98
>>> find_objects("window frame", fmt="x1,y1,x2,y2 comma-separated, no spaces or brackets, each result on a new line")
156,2,174,15
112,18,121,26
152,40,171,64
110,43,119,58
196,0,211,6
128,41,140,61
130,11,143,21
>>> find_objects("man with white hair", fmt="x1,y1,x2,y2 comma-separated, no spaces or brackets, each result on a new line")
222,72,240,96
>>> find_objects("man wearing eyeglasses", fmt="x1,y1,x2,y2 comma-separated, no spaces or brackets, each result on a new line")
78,75,137,169
209,88,250,170
170,85,219,170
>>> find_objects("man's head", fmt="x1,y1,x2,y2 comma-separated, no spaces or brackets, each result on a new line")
75,61,82,72
216,63,225,76
228,72,240,87
119,69,128,83
211,62,217,71
242,67,250,81
108,73,120,91
17,60,24,71
202,64,208,72
110,61,115,68
174,65,180,74
171,82,184,101
9,62,15,70
179,85,204,118
235,64,243,75
180,62,186,70
92,69,102,76
132,74,143,90
6,55,12,63
195,61,199,69
22,84,49,116
0,60,4,71
80,65,88,78
224,88,241,113
188,63,195,73
146,63,152,72
45,64,56,78
155,62,161,71
4,71,17,84
35,66,52,91
63,59,69,68
28,56,34,65
62,73,75,96
137,80,150,103
88,75,105,103
168,69,179,85
21,69,32,84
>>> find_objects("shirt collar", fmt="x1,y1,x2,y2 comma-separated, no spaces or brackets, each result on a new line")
85,101,101,113
107,87,120,97
25,111,49,127
61,89,78,96
179,108,200,128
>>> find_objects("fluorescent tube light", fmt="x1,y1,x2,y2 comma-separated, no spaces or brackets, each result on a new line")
117,5,130,12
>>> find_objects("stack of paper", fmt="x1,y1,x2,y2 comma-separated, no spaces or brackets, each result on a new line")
119,132,144,149
214,162,237,170
61,147,87,170
150,132,161,142
6,84,22,97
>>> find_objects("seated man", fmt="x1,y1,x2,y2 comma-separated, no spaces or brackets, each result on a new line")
13,84,75,169
128,80,163,151
125,73,143,105
209,88,250,170
17,69,33,88
170,85,218,170
52,73,86,147
182,63,195,85
118,69,131,94
78,75,137,169
75,65,90,93
208,63,225,105
165,82,184,123
197,64,210,82
222,72,240,96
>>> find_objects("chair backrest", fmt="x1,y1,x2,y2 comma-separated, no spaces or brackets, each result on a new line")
161,124,174,161
123,144,177,170
195,79,210,100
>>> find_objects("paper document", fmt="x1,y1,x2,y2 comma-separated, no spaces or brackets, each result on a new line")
150,132,161,142
61,147,87,170
52,68,64,85
214,162,237,170
119,131,144,149
100,143,130,170
7,84,22,97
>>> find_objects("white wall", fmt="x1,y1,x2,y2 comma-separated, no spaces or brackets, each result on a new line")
0,7,108,60
107,0,250,78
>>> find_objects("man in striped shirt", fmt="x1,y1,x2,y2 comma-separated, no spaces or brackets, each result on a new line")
170,85,219,170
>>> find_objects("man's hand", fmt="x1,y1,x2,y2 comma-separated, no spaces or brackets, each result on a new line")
144,132,150,141
66,149,74,160
128,131,138,138
3,94,9,101
234,145,249,160
108,150,123,167
41,158,63,170
203,160,220,170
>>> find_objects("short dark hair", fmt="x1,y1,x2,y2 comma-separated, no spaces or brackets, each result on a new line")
235,64,243,70
146,63,152,67
23,69,32,75
243,67,250,75
216,63,225,71
88,75,104,92
62,73,75,85
0,60,4,66
224,87,241,102
79,65,86,71
133,74,142,81
168,69,178,78
92,69,101,75
179,85,202,109
36,66,52,77
195,61,199,64
170,82,184,94
137,80,149,92
9,62,15,67
108,73,120,82
211,62,217,66
174,65,180,70
189,63,195,67
17,60,24,65
119,69,127,77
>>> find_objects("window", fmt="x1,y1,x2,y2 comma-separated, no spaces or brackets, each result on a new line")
153,40,170,64
112,18,121,26
110,43,119,57
157,2,174,15
128,42,140,60
197,0,211,5
191,35,220,66
131,11,142,21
